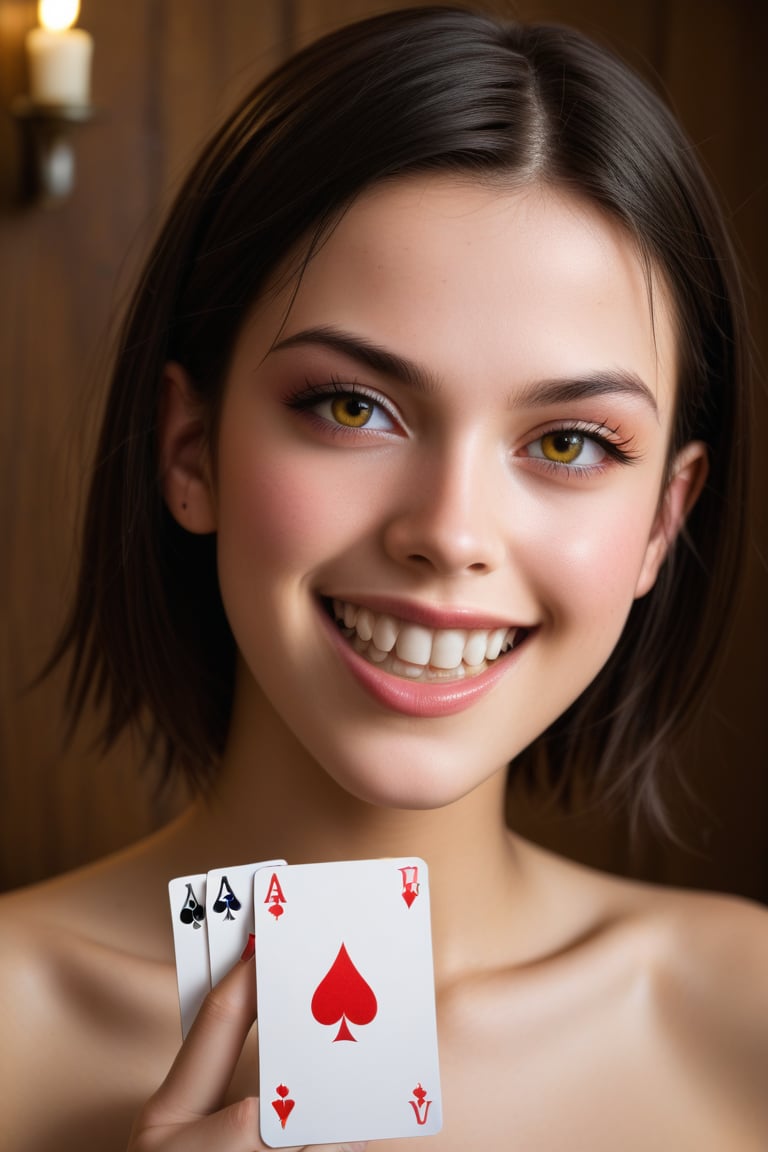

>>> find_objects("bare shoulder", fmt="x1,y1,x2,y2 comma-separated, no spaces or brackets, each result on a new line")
645,885,768,1042
604,869,768,1131
527,837,768,1010
0,881,64,1075
533,842,768,1141
0,851,180,1151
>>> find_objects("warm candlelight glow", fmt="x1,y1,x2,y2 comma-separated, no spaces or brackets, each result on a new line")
27,0,92,106
38,0,81,34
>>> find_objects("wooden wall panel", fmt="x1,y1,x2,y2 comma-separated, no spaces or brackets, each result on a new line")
1,0,163,890
643,0,768,898
0,0,765,900
0,0,287,891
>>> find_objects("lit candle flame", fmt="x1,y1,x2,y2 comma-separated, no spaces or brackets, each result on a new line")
38,0,81,33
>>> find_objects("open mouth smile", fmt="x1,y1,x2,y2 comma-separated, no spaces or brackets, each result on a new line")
329,598,526,684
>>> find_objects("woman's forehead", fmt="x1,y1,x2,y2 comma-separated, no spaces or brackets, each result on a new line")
246,175,678,418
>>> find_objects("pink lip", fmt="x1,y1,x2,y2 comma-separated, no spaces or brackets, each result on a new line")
318,602,526,718
322,593,520,632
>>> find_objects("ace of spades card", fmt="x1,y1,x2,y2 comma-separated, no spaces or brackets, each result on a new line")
168,872,210,1040
168,860,285,1038
254,858,442,1147
206,860,286,987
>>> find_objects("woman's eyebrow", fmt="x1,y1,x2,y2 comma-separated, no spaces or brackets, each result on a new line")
271,325,440,394
514,371,660,418
272,325,658,417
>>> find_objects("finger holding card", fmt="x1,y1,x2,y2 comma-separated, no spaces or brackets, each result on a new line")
129,944,368,1152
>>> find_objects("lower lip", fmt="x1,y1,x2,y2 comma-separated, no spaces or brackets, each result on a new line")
319,605,523,718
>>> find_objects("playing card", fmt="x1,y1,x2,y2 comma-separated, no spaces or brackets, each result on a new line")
206,860,285,987
168,872,210,1039
254,858,442,1147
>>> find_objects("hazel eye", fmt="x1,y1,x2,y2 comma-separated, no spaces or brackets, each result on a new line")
330,395,374,428
527,430,606,467
307,388,398,432
541,431,584,464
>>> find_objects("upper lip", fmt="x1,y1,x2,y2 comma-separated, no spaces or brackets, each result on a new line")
321,593,526,632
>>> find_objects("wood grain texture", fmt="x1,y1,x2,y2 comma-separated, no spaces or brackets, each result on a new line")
0,0,287,891
0,0,765,899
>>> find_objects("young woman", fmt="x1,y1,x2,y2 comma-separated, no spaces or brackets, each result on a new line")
1,7,766,1150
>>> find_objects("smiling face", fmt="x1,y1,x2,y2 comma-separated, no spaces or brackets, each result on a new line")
163,176,705,809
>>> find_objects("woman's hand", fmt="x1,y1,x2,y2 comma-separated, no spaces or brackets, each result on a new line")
128,941,367,1152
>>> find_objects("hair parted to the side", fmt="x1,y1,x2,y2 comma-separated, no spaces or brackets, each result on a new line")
53,5,750,827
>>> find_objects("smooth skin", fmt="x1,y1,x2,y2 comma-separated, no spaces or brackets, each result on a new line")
1,178,767,1151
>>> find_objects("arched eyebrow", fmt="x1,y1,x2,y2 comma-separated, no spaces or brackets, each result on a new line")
272,324,658,417
272,325,440,394
515,371,659,419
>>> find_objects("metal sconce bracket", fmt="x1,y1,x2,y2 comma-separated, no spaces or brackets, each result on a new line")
11,96,94,204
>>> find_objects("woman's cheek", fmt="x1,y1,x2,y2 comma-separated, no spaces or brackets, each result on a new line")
216,444,365,570
556,506,656,627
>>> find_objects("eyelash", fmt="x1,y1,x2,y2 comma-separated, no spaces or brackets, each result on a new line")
524,420,641,476
284,380,641,473
284,378,400,434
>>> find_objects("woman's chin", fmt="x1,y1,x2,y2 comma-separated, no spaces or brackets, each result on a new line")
320,748,503,813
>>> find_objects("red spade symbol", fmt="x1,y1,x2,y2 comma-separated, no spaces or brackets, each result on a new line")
271,1083,295,1128
310,943,378,1042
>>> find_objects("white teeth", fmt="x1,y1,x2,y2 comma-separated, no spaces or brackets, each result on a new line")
331,599,522,680
396,623,433,666
463,629,489,667
428,662,466,680
431,628,467,670
372,614,399,654
485,627,508,661
356,607,374,642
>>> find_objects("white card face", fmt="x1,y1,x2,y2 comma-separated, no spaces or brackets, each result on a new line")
168,873,210,1039
254,858,442,1147
206,860,286,987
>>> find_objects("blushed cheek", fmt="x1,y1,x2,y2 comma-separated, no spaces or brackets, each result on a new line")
533,507,655,638
216,450,361,575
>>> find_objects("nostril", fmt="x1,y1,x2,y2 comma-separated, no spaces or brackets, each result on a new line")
405,553,490,573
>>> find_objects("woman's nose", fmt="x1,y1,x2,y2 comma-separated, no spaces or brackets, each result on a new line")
382,443,506,577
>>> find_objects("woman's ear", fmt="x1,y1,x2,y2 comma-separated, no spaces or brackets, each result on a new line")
158,362,217,533
634,440,709,599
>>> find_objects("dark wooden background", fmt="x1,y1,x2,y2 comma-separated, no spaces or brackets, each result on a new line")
1,0,765,900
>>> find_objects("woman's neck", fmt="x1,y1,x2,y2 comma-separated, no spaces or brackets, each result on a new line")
171,683,527,983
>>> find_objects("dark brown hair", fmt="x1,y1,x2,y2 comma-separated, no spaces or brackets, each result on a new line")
54,6,750,825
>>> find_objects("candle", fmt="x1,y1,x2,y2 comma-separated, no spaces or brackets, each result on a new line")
26,0,93,106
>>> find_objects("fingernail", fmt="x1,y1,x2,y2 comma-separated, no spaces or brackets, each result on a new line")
240,932,255,962
342,1144,367,1151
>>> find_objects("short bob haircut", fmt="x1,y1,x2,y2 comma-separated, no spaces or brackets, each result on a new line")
56,5,750,828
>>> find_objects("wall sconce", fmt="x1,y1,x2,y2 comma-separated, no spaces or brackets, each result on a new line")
11,0,94,204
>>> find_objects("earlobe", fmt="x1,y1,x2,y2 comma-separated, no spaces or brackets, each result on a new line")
158,362,217,533
634,441,708,599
